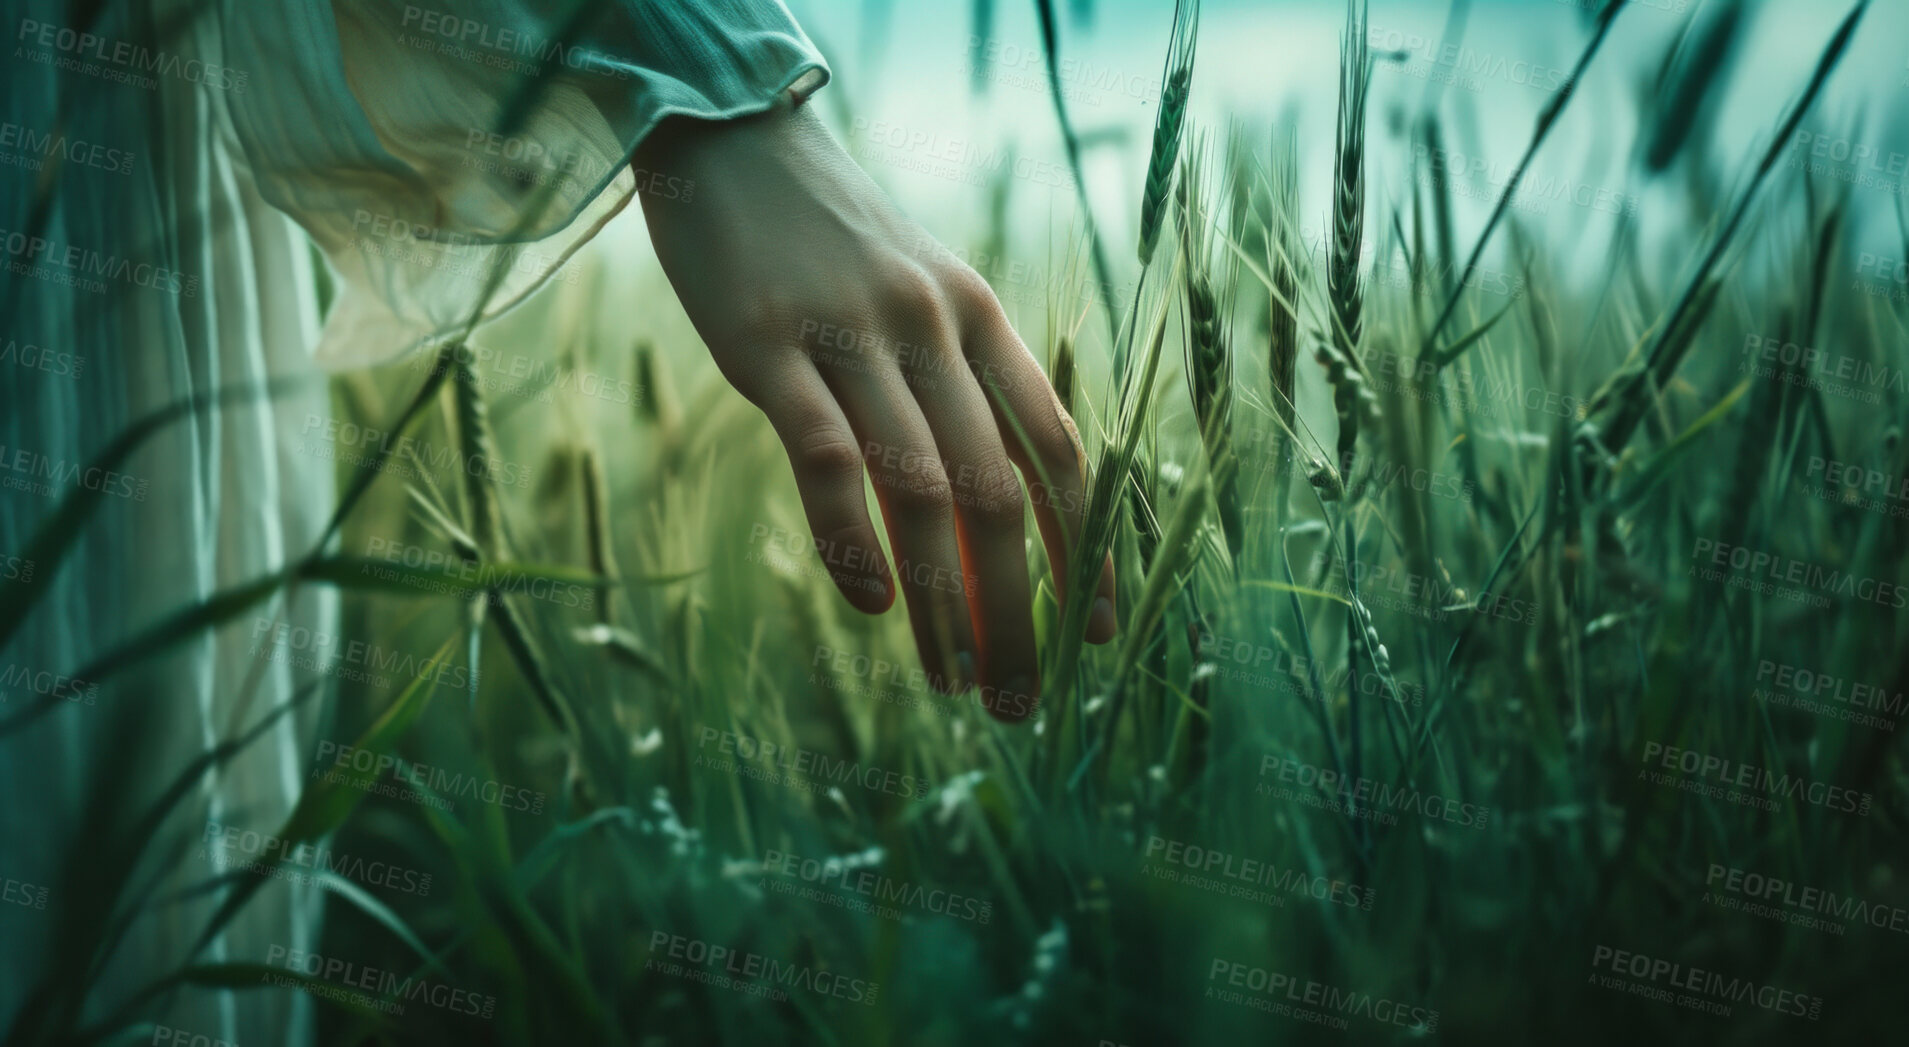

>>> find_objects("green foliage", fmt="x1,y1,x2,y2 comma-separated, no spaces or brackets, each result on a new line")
12,2,1901,1045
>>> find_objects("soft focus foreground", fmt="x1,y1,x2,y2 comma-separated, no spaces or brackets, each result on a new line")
10,0,1909,1043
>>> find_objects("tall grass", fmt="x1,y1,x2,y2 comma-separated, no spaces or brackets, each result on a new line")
8,1,1901,1045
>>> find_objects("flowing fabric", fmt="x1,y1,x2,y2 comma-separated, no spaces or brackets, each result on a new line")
0,0,826,1041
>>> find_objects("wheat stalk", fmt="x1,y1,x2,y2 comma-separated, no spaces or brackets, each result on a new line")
1587,0,1867,468
451,348,505,555
1325,0,1380,850
1050,333,1076,419
1420,0,1626,363
1265,127,1301,525
581,448,617,626
1136,0,1200,268
1177,131,1242,567
1127,456,1161,570
1325,0,1375,481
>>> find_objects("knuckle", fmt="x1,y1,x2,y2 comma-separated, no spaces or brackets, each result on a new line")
966,334,1033,402
893,329,962,387
885,460,956,518
881,264,951,336
941,262,1000,316
785,421,865,482
961,459,1026,524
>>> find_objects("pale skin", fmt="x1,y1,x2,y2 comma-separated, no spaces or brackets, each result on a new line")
633,101,1117,721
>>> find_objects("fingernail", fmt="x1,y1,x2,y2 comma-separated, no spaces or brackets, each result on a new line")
1089,596,1116,638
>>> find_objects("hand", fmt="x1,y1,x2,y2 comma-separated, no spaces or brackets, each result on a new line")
634,101,1117,720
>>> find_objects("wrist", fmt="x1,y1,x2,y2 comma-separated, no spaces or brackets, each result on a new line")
635,93,818,179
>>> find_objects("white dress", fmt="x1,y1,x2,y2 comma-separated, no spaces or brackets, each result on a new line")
0,1,826,1041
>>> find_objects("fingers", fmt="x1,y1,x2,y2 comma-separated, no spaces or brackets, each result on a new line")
748,359,895,615
957,284,1118,645
901,355,1041,722
814,349,979,697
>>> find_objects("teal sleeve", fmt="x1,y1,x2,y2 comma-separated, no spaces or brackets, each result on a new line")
216,0,830,368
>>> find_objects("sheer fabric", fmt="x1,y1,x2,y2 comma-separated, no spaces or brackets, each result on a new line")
222,0,829,368
0,1,825,1041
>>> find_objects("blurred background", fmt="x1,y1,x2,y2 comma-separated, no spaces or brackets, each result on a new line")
5,0,1908,1044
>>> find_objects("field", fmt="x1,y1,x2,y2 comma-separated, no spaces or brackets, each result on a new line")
5,0,1907,1043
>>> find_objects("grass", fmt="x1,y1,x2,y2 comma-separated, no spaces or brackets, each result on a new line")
7,0,1906,1044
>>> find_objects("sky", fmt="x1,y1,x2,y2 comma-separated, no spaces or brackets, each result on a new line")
771,0,1908,298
